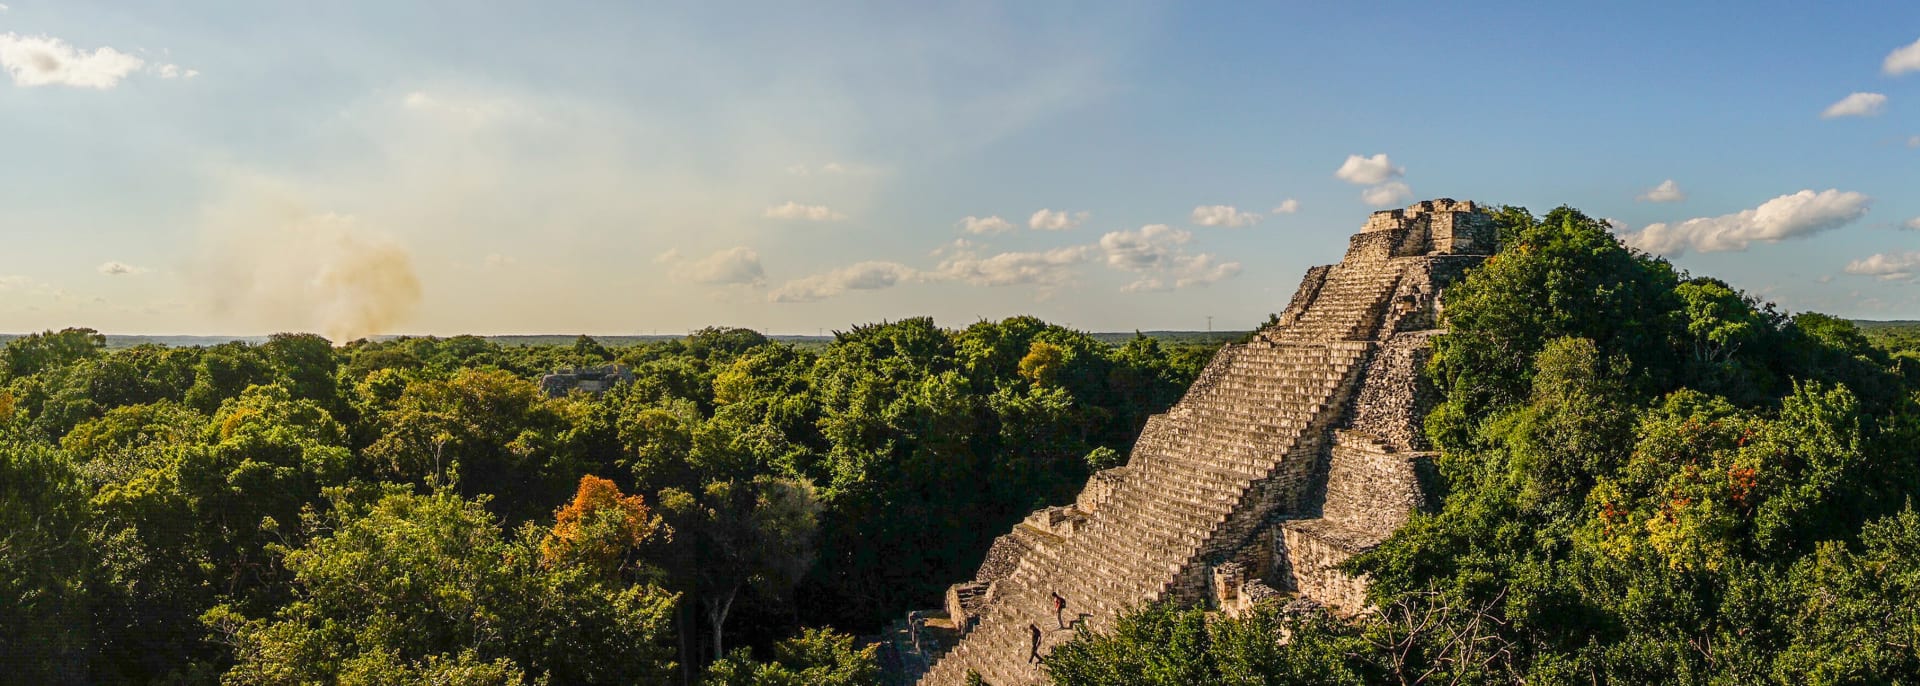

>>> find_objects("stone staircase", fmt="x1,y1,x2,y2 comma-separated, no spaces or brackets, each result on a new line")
911,199,1495,686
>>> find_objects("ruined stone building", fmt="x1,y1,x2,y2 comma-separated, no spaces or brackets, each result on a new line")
537,364,635,398
909,200,1495,686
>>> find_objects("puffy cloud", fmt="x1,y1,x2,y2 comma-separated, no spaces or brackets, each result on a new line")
957,215,1015,235
673,247,766,286
1638,179,1687,203
1028,208,1089,231
936,245,1091,287
0,275,33,290
1100,224,1191,271
1272,199,1300,215
1360,181,1413,207
1907,217,1920,231
1190,205,1262,228
1098,224,1240,291
1886,37,1920,76
1845,251,1920,280
0,33,145,89
97,261,147,276
1334,154,1403,185
1821,92,1887,119
153,63,197,79
1621,189,1871,255
763,201,846,221
768,261,917,302
1336,154,1411,206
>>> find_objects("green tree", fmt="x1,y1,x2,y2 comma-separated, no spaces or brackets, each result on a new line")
260,333,341,408
184,343,274,414
210,485,678,685
362,368,575,521
701,627,880,686
1,327,105,381
0,440,96,684
659,477,821,661
1044,605,1375,686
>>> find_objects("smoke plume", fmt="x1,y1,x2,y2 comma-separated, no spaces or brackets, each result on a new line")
199,194,423,343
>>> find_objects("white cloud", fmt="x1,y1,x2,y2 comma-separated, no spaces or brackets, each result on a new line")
0,33,147,89
1904,217,1920,231
153,63,198,79
936,245,1091,287
957,215,1015,235
764,201,846,221
97,261,147,276
483,253,516,268
1334,154,1403,185
1101,224,1190,271
1638,179,1687,203
653,248,681,264
0,275,32,290
1029,208,1089,231
672,246,766,286
1621,189,1871,255
1190,205,1262,228
768,261,917,302
1360,181,1413,207
1821,92,1887,119
0,5,11,12
1271,198,1300,215
1098,224,1240,291
1885,37,1920,76
1845,251,1920,280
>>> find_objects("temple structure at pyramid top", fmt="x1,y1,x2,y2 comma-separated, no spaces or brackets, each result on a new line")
906,199,1497,686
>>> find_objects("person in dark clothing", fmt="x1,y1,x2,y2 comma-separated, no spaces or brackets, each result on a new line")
1028,623,1044,663
1051,591,1067,628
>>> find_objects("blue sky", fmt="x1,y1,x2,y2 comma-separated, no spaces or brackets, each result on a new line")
1,1,1916,338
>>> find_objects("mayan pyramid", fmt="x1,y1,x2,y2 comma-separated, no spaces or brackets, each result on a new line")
912,200,1496,686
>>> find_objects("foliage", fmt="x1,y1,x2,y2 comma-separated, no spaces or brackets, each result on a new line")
209,485,679,685
1044,605,1374,686
701,627,880,686
542,474,667,579
0,317,1235,681
1348,205,1920,683
1056,205,1920,685
0,440,96,684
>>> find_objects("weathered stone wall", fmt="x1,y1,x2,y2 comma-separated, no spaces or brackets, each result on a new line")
1348,332,1439,452
1279,521,1373,613
1319,433,1430,535
913,200,1493,686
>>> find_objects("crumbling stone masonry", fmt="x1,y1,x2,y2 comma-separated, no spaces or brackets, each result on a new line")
537,364,635,398
913,200,1495,686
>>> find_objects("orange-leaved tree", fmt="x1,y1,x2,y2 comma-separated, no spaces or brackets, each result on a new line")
541,475,668,579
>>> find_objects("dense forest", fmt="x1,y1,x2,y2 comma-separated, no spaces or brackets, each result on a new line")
0,311,1217,684
9,205,1920,685
1045,207,1920,685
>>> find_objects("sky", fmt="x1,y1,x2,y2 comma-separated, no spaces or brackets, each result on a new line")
1,1,1917,339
